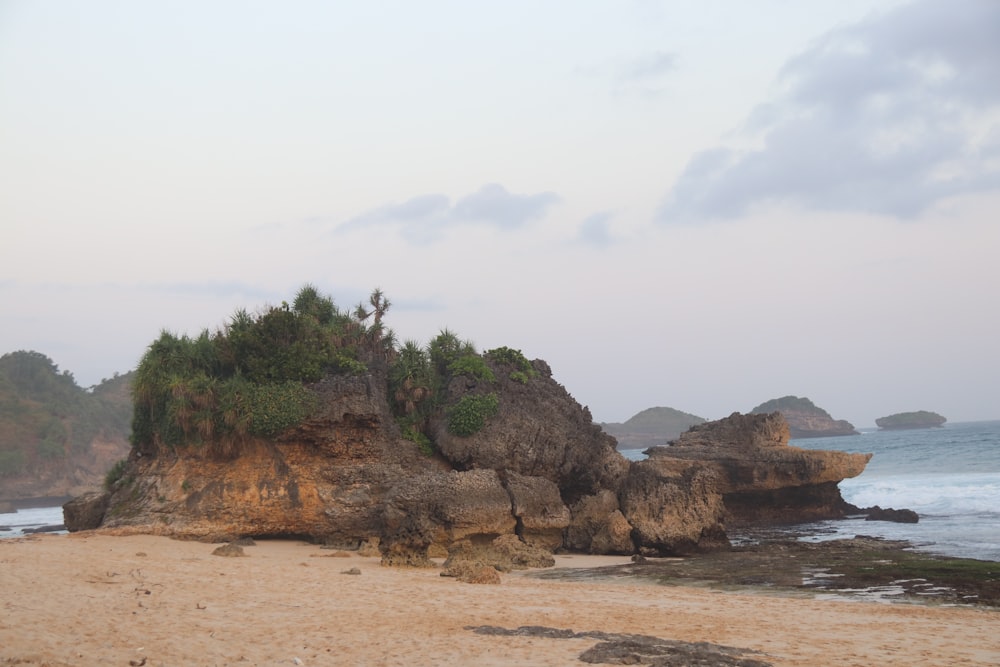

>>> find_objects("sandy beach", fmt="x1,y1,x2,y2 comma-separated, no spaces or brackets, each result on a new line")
1,533,997,666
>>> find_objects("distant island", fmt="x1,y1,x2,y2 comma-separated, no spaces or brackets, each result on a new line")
875,411,947,430
601,407,706,450
750,396,859,439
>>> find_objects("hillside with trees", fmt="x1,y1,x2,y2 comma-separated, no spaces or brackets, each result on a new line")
0,351,133,500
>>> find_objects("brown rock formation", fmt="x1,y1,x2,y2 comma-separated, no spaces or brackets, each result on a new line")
81,356,870,561
432,360,630,502
644,412,871,527
564,490,634,555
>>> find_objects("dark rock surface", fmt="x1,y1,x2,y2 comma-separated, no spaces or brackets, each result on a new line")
865,506,920,523
530,534,1000,608
468,626,771,666
63,491,110,531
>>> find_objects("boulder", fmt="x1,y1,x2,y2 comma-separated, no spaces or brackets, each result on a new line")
441,561,502,584
443,533,555,572
865,506,920,523
565,490,635,555
62,491,110,532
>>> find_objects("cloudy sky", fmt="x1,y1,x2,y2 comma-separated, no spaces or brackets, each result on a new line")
2,0,998,428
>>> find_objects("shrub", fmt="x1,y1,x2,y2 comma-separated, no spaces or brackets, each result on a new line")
485,346,535,381
447,393,499,437
130,285,375,455
509,371,530,385
447,355,496,383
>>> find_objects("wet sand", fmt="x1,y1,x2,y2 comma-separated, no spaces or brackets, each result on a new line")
1,533,997,666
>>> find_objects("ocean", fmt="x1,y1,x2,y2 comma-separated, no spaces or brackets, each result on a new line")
624,420,1000,562
0,503,66,538
794,420,1000,562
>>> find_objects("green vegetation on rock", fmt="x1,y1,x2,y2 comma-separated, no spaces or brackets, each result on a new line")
448,393,500,437
126,286,534,458
485,346,536,383
131,285,388,457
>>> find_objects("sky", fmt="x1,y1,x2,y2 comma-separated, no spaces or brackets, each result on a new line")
2,0,999,429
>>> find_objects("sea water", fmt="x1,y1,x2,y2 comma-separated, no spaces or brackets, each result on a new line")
795,420,1000,562
621,420,1000,562
0,503,66,538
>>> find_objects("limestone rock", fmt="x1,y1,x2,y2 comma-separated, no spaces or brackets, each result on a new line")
504,471,570,551
62,491,110,532
443,534,555,572
620,461,728,555
441,561,502,584
643,412,871,527
432,359,630,501
565,490,634,555
379,469,516,563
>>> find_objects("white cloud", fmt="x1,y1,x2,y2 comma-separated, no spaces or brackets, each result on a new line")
337,183,560,243
660,0,1000,222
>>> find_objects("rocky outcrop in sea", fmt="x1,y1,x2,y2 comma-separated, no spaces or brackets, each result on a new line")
750,395,859,438
66,359,871,562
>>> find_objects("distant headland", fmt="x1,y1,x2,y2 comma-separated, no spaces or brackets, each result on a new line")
601,406,706,449
750,396,859,439
875,411,947,430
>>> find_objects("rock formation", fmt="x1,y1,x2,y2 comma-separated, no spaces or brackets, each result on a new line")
875,411,946,430
750,396,859,438
71,359,870,560
642,412,871,527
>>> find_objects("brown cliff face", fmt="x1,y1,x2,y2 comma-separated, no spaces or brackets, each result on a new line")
84,364,870,560
432,359,630,502
101,373,441,542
